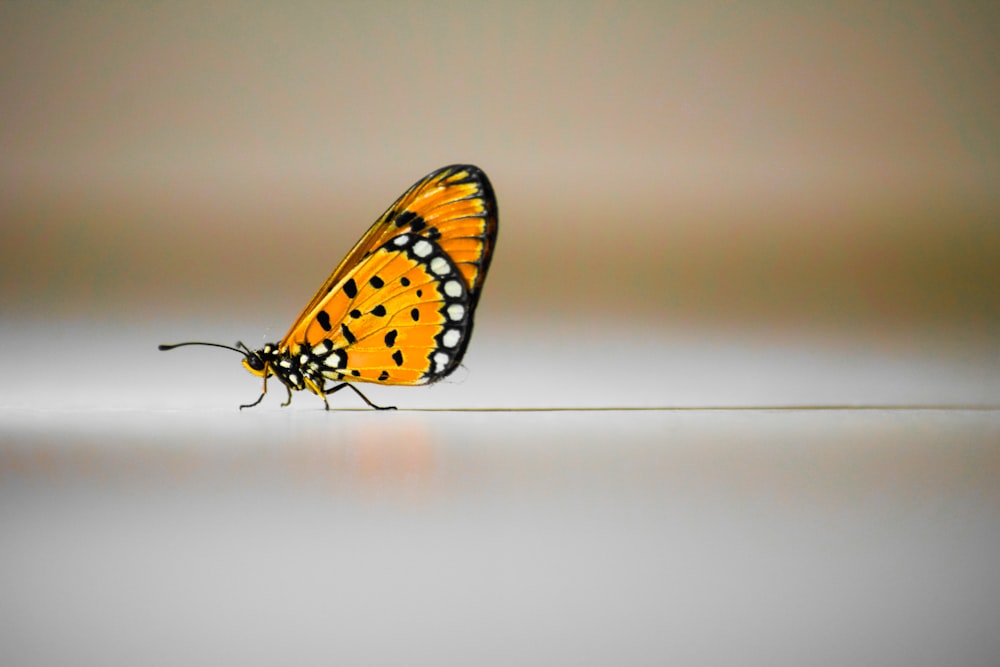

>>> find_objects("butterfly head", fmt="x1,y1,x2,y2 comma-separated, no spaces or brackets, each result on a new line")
240,343,279,378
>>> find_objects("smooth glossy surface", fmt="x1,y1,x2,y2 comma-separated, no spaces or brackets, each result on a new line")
2,323,998,666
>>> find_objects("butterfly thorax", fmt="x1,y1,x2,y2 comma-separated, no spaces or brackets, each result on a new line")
241,341,351,395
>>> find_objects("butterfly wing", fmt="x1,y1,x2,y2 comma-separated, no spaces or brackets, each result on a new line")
279,164,497,386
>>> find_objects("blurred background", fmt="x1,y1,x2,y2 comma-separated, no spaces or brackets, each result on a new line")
2,1,997,353
2,3,999,665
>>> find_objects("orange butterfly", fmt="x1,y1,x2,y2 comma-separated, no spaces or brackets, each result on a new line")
160,164,498,410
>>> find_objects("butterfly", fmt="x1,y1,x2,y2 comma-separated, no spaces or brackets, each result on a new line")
160,164,498,410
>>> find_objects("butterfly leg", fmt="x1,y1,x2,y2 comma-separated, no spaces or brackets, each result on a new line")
239,391,266,410
303,377,331,410
268,373,296,408
238,373,293,409
325,383,396,411
239,374,269,410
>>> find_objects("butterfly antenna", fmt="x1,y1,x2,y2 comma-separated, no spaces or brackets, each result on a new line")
158,341,250,355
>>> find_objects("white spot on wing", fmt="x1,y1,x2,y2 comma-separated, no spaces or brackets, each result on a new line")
393,234,410,246
413,240,432,258
447,303,465,321
443,280,462,297
442,329,461,348
429,256,449,276
434,352,449,373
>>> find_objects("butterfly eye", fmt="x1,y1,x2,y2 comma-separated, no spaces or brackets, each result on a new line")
245,354,265,371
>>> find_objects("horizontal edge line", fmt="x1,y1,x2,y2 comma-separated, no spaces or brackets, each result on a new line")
398,405,1000,413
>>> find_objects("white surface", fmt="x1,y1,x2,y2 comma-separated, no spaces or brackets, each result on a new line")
3,408,999,666
2,319,999,665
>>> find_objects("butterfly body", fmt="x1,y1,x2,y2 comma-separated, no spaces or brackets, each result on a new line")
161,164,497,410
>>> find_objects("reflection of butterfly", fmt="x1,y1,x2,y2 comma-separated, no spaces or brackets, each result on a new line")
160,164,498,410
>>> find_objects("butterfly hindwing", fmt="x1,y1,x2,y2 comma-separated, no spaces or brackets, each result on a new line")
280,164,496,386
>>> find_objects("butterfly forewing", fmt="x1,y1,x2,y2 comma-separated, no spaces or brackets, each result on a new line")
278,164,496,387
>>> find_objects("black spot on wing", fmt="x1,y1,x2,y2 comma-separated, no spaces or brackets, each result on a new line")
341,322,357,345
343,278,358,299
394,210,427,232
317,310,332,332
